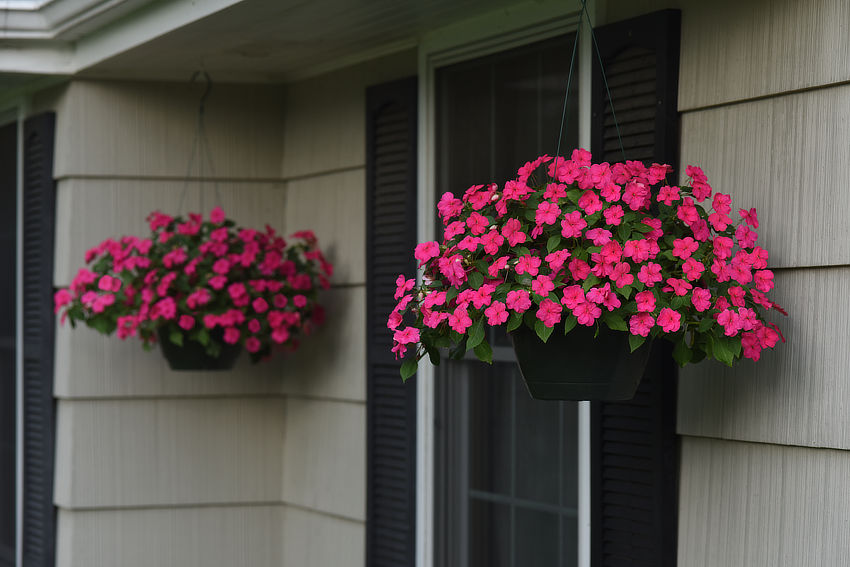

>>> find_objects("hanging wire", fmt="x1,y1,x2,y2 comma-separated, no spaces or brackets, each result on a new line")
553,0,627,165
177,70,224,215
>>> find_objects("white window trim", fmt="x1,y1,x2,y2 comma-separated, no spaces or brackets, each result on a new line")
415,2,596,566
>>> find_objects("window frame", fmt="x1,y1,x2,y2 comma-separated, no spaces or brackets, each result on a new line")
415,4,596,566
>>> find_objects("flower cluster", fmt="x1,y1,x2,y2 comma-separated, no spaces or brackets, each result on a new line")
390,150,785,380
55,207,333,363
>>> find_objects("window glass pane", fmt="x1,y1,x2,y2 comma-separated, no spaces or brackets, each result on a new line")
434,33,580,567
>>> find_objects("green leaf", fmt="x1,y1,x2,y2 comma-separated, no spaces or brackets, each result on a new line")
618,285,633,299
524,209,537,222
400,358,418,382
628,334,646,353
506,311,523,333
697,317,715,333
617,223,631,241
449,338,467,360
581,274,601,291
602,311,628,332
169,329,184,347
566,189,581,204
473,340,493,364
711,334,737,366
672,338,693,367
466,318,485,350
446,286,459,303
534,319,555,343
563,315,578,335
468,271,484,290
633,222,654,233
546,234,562,253
426,347,441,366
671,295,689,309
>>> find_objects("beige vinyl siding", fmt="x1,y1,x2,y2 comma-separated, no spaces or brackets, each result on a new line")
669,0,850,563
50,48,415,567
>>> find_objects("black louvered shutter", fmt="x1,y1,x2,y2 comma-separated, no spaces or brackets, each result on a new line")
21,113,57,567
365,77,418,567
590,10,680,567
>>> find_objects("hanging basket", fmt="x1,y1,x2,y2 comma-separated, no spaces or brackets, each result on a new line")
509,324,653,401
157,327,242,371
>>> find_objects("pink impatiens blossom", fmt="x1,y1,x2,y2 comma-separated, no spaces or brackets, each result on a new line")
691,287,712,312
444,221,466,241
672,237,699,260
657,308,681,333
485,302,509,326
480,230,505,254
739,207,759,228
516,255,542,276
448,306,473,333
414,241,440,266
635,290,656,313
560,285,585,310
178,315,195,331
603,205,625,226
506,290,532,313
586,283,621,311
466,212,489,235
532,275,555,297
682,257,705,281
536,299,563,328
657,185,680,205
753,270,775,293
578,191,603,215
545,249,571,272
437,192,464,221
210,206,226,224
664,278,693,296
629,313,655,337
735,225,758,249
609,262,634,288
502,218,527,246
560,210,587,238
393,326,420,345
535,201,561,225
457,235,480,252
573,301,602,326
585,228,612,246
487,256,510,278
569,258,591,281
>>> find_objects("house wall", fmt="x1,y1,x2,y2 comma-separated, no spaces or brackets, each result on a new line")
47,48,415,567
659,0,850,564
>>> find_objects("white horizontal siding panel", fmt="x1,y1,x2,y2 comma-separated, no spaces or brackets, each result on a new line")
281,505,365,567
678,0,850,110
278,286,366,402
280,49,416,179
680,86,850,268
53,178,286,287
54,398,285,508
56,505,283,567
284,169,366,285
54,80,284,179
678,437,850,567
281,398,366,521
678,267,850,450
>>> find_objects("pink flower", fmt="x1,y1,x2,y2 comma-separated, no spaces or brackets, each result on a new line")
444,221,466,241
586,283,621,311
603,205,624,226
545,249,571,272
466,212,489,235
394,275,415,300
516,255,542,276
437,192,464,221
682,258,705,281
485,302,509,326
657,185,680,205
273,294,288,308
252,297,269,313
753,270,774,292
739,207,759,228
457,235,480,252
437,254,466,286
393,326,421,345
245,337,262,353
54,289,72,314
735,225,758,249
487,256,509,277
532,275,555,297
561,211,587,238
502,218,527,246
414,241,440,266
536,299,563,328
249,319,262,333
610,262,633,288
223,327,241,344
569,259,591,281
506,290,532,313
203,314,219,329
578,191,603,214
481,230,505,255
210,206,226,224
213,258,231,275
657,308,681,333
673,238,699,261
92,293,116,314
717,309,741,336
573,301,602,326
635,290,656,313
448,306,472,333
98,275,122,292
535,201,560,225
664,278,693,296
178,315,195,330
629,313,655,337
585,228,612,246
561,285,585,309
691,288,712,312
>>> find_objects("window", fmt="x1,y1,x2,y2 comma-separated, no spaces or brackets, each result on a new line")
432,34,582,567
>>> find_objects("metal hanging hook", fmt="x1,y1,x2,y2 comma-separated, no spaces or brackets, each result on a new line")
190,70,213,116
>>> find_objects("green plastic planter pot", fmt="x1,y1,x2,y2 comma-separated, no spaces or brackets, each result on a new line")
157,327,242,371
509,323,653,401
